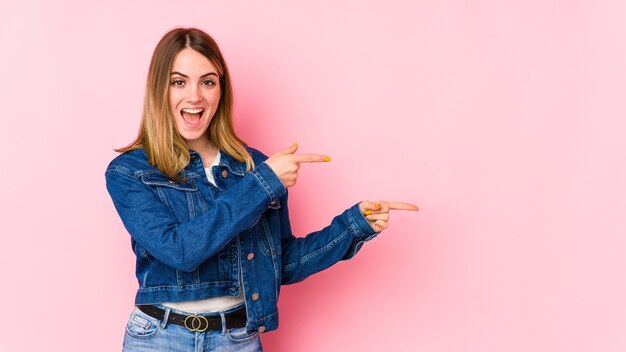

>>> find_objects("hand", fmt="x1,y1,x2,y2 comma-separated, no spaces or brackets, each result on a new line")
359,200,419,232
265,143,330,188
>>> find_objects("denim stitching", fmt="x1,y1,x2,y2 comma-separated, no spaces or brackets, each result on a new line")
283,228,350,272
250,170,274,201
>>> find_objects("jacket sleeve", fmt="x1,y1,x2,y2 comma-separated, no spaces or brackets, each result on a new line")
105,162,286,272
279,192,379,285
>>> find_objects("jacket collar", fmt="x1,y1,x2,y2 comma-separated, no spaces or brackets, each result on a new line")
189,149,246,176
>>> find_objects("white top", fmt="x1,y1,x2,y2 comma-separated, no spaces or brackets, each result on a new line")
162,151,245,313
204,151,221,187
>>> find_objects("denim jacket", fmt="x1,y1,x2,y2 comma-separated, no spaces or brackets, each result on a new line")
105,147,378,333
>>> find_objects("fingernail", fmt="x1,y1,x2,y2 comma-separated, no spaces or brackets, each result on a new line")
373,202,381,209
364,210,371,216
293,142,298,148
324,157,331,162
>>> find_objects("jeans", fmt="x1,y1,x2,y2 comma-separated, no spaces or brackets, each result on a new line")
122,305,263,352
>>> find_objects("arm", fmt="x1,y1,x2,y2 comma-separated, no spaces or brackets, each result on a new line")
105,162,285,272
279,193,378,284
259,143,419,284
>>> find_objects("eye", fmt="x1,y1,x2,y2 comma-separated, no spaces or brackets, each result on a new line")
170,79,185,87
201,80,216,87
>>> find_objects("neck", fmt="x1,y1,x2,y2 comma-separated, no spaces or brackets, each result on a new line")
186,138,218,167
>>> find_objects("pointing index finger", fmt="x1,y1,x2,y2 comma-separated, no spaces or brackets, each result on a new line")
292,154,331,163
379,201,419,211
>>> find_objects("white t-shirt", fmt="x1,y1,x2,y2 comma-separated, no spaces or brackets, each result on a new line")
163,152,245,313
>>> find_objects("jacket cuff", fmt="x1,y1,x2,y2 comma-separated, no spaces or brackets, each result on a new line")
343,203,379,260
349,203,379,238
251,162,287,204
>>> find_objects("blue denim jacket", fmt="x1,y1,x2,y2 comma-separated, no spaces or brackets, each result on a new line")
105,147,378,333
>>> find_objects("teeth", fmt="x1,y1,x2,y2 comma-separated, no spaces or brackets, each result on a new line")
182,108,203,114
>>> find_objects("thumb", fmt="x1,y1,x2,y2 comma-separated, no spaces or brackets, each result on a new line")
277,142,298,155
359,200,381,214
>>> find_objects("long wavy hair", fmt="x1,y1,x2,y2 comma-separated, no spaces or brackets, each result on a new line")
117,28,253,181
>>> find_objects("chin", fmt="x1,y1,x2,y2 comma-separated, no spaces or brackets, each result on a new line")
180,129,209,143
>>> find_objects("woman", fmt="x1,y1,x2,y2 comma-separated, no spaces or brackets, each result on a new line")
106,27,418,352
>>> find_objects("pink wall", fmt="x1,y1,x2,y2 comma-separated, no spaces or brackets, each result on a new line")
1,1,625,351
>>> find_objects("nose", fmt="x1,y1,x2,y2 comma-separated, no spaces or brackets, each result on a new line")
186,85,202,103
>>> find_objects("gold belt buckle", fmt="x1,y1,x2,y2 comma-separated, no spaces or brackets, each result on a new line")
184,315,209,332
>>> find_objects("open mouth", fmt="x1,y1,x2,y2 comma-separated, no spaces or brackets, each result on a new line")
181,108,204,128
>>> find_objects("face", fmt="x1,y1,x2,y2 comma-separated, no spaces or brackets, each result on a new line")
169,48,221,150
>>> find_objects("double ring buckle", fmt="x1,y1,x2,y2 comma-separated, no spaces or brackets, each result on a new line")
183,315,209,332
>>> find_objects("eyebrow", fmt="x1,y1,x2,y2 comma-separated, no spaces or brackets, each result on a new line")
170,71,219,78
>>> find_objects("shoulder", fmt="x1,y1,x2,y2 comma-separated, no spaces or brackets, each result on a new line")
106,148,156,176
246,146,269,164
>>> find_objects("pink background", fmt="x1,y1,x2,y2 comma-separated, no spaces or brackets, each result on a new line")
1,0,625,351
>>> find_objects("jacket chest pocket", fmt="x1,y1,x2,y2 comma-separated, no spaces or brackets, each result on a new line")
140,173,207,220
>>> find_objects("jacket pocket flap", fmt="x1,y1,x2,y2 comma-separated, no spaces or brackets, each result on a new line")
140,174,198,191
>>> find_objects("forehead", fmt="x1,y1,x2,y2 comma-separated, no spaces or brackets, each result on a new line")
171,48,218,74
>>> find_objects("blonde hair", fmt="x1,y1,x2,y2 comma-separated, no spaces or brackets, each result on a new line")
117,28,253,181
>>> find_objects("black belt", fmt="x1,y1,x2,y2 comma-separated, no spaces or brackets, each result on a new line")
136,305,247,332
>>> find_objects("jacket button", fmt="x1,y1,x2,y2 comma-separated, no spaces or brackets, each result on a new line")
251,293,260,301
270,200,276,205
258,326,266,333
221,169,228,178
247,253,255,260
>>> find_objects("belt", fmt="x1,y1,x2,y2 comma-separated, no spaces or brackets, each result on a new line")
136,305,247,332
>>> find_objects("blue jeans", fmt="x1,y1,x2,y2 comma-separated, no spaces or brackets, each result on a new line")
122,305,263,352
